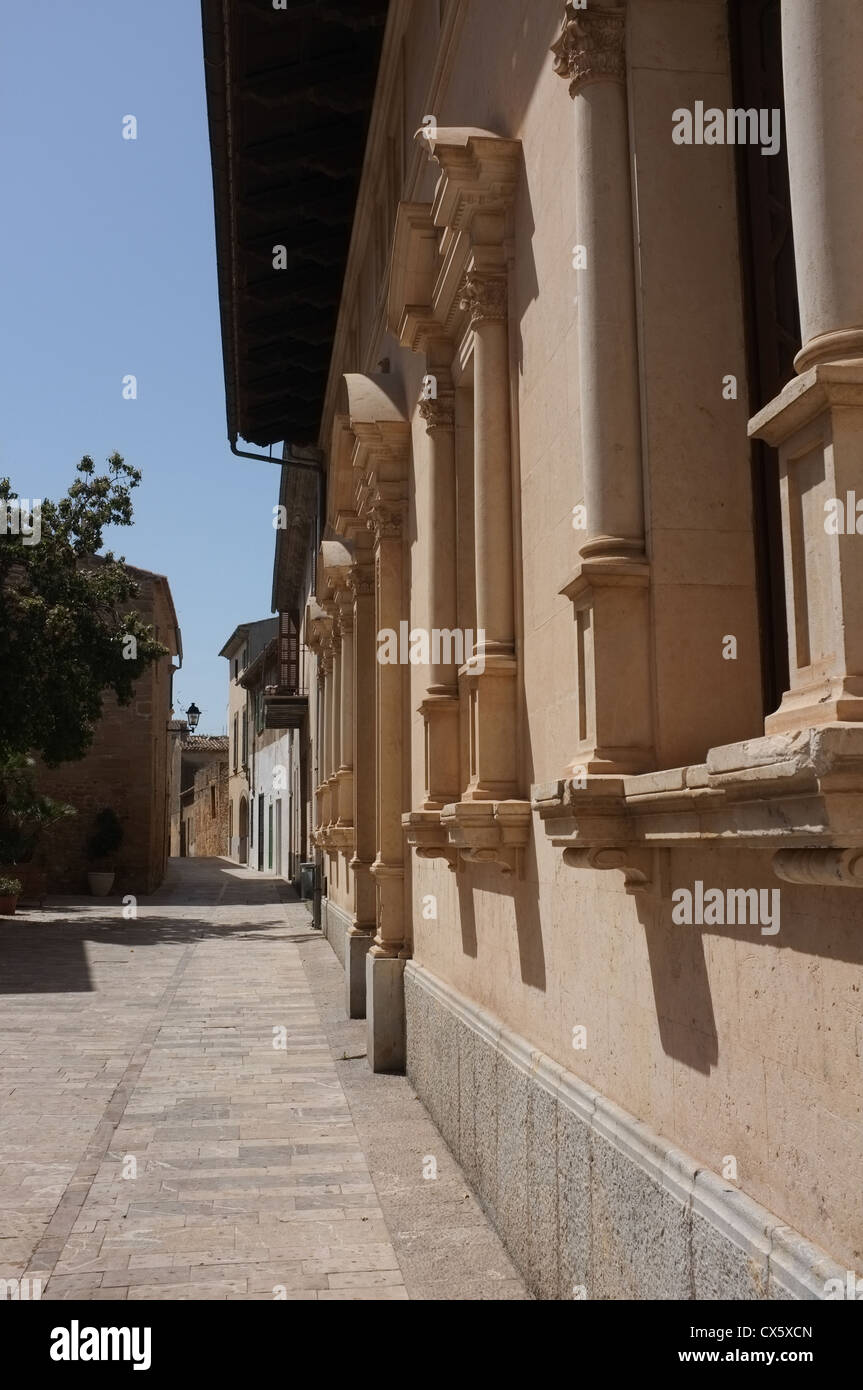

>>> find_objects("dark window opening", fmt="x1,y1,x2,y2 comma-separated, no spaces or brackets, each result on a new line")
729,0,800,716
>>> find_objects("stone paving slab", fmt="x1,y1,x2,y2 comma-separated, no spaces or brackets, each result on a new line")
0,856,528,1300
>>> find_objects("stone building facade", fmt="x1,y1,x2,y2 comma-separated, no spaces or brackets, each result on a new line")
168,733,229,858
237,609,310,884
192,758,230,858
38,565,181,895
219,619,278,866
204,0,863,1299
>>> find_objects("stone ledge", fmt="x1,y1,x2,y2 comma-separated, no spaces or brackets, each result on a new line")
404,800,531,874
534,725,863,883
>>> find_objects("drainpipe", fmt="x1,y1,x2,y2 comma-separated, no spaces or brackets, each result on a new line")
229,437,326,549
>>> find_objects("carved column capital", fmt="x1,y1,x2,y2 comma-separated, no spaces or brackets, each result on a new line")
367,504,404,543
459,272,508,327
551,3,626,98
347,564,374,598
418,394,455,432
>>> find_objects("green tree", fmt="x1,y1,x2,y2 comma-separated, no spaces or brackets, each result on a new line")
0,454,168,765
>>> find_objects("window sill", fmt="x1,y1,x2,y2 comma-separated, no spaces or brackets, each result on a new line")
404,799,531,875
533,725,863,889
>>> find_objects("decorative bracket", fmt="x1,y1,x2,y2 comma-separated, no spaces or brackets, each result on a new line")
441,799,531,875
403,811,458,871
773,848,863,888
562,845,660,895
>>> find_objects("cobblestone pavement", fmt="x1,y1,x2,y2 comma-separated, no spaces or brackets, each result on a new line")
0,858,528,1300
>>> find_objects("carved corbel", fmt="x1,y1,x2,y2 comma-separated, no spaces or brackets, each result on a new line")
562,845,660,895
773,848,863,887
403,811,458,871
441,799,531,876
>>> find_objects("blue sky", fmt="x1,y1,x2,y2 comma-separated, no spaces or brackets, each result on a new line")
0,0,281,736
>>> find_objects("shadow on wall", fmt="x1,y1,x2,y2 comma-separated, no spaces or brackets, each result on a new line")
456,847,546,992
634,865,863,1075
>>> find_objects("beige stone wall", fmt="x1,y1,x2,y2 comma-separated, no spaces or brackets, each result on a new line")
308,0,863,1272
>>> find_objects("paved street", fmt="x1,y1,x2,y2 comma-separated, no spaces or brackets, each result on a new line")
0,857,527,1300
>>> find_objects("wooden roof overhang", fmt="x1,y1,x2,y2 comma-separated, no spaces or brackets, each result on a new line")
202,0,389,447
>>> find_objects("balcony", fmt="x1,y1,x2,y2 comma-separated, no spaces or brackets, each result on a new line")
262,685,308,729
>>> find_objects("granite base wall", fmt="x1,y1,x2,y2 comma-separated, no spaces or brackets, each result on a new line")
322,896,351,967
405,962,846,1301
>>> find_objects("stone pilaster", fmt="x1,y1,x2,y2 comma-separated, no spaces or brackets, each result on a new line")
327,617,340,829
345,549,376,1017
552,1,654,774
418,363,460,809
369,500,407,959
334,587,354,835
458,266,520,801
367,499,407,1073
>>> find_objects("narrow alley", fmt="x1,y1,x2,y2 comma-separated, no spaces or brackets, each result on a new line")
0,858,527,1301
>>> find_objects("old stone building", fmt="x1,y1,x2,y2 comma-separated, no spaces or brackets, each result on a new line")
39,565,181,895
204,0,863,1299
168,733,229,858
192,756,230,858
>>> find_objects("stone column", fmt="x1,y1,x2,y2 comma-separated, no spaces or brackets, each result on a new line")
367,501,407,1072
319,646,333,835
345,548,376,1017
782,0,863,373
749,0,863,730
458,266,520,800
336,593,354,829
328,620,341,827
418,359,460,808
552,1,653,774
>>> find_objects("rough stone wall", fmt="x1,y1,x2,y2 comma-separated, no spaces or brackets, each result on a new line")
34,573,176,895
192,760,229,858
405,963,847,1301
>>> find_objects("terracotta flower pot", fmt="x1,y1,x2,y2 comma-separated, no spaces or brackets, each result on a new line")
0,894,18,916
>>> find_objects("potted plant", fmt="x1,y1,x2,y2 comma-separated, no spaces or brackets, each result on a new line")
86,808,123,895
0,875,22,915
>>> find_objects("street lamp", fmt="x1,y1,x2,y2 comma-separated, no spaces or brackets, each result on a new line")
186,702,201,732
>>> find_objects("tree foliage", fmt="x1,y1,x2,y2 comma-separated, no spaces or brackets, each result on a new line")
0,454,168,765
0,752,76,864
